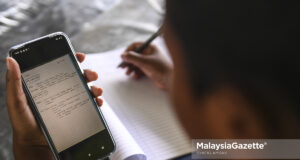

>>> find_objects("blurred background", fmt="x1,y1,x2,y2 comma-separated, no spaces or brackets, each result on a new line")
0,0,163,159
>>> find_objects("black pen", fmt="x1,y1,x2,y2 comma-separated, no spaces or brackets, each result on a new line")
117,27,162,68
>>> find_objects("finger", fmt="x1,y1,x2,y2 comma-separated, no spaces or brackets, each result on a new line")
96,97,103,107
121,51,148,69
6,58,32,124
126,67,133,75
76,52,85,63
91,86,103,97
133,73,140,80
134,69,145,79
84,69,98,82
119,62,132,69
125,42,143,52
143,44,157,55
124,43,157,56
121,65,127,69
6,57,27,106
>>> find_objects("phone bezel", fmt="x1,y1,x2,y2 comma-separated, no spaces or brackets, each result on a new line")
8,32,116,160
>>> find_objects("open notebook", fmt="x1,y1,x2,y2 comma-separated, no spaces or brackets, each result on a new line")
82,38,192,160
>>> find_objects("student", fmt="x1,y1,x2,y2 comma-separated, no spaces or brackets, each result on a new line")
121,0,300,139
5,0,300,159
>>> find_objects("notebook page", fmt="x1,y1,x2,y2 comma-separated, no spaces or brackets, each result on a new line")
82,66,146,160
84,38,192,160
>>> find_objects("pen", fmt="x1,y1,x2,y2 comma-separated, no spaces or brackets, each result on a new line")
117,27,162,68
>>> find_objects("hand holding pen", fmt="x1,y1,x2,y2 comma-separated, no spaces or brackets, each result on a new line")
119,27,173,90
118,27,162,68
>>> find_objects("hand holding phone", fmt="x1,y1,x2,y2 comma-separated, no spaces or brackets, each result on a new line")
7,32,115,160
6,53,102,160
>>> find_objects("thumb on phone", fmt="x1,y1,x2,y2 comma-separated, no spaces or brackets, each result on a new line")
6,57,35,133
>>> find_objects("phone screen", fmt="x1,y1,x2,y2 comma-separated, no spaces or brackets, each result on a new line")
22,54,104,152
10,33,114,158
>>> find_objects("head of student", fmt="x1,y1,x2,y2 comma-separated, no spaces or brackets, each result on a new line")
163,0,300,139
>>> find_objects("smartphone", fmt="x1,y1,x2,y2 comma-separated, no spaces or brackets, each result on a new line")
9,32,115,160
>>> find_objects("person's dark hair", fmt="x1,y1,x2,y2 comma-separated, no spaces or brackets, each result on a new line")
166,0,300,137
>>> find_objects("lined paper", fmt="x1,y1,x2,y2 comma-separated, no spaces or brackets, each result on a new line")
99,100,146,160
83,38,192,160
